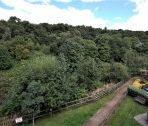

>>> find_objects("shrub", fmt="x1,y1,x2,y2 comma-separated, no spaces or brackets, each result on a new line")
98,62,111,82
42,45,51,55
111,62,129,81
77,57,100,91
2,56,80,115
7,36,34,60
0,45,12,70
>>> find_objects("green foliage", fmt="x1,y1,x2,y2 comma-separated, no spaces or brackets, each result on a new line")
8,16,21,23
59,37,84,72
2,27,11,41
0,45,12,70
2,56,83,115
110,62,129,81
109,34,131,62
0,17,148,117
28,95,113,126
98,62,111,82
123,50,148,74
6,36,34,60
95,34,111,62
77,57,100,90
81,39,98,58
2,56,57,114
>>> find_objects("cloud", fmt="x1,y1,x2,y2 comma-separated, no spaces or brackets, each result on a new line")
114,17,122,21
80,0,103,2
130,0,146,12
55,0,72,3
26,0,50,3
0,0,146,31
110,0,148,31
0,0,107,28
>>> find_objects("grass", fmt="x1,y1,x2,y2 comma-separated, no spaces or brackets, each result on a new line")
28,95,113,126
107,96,148,126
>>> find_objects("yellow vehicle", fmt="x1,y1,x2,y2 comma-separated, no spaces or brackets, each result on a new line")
131,79,146,89
128,79,148,105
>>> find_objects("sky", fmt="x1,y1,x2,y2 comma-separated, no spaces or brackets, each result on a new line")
0,0,148,31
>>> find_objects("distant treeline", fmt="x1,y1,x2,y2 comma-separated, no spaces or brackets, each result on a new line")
0,16,147,117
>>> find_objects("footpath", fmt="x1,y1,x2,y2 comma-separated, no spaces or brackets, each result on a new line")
84,79,133,126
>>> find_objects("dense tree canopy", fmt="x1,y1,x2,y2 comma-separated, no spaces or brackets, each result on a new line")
0,17,147,117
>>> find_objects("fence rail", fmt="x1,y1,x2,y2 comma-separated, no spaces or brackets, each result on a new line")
0,81,124,126
0,116,13,126
28,81,124,122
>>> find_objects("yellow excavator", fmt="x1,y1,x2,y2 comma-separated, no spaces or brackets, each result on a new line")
128,79,148,105
131,79,148,89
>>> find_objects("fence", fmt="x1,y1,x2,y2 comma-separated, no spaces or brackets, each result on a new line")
25,81,124,124
0,116,13,126
62,81,124,109
0,81,124,126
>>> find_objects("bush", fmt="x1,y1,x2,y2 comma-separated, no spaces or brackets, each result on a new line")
77,57,100,91
2,56,81,115
0,45,12,70
123,51,148,75
42,45,51,55
111,62,129,81
7,36,34,60
98,62,111,82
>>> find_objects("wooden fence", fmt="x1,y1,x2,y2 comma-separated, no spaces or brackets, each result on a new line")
0,116,13,126
0,81,124,126
62,81,124,109
29,81,124,122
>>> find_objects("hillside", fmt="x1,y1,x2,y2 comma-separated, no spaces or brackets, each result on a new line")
0,17,148,120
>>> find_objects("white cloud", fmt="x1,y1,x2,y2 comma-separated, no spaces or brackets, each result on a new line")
80,0,103,2
26,0,50,3
130,0,146,12
0,0,107,28
0,0,147,31
114,17,122,20
55,0,72,3
110,0,148,31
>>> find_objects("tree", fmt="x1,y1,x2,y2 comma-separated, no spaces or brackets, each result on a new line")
95,34,111,62
59,37,84,72
110,62,129,81
2,27,11,41
0,45,12,70
8,16,21,23
77,57,100,90
98,62,111,82
7,36,34,60
1,16,148,118
109,34,129,62
81,39,98,58
2,56,80,115
123,50,148,75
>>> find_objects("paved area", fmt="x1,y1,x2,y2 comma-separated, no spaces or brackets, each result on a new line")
134,113,148,126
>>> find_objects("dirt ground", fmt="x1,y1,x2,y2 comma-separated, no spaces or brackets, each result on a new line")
84,79,133,126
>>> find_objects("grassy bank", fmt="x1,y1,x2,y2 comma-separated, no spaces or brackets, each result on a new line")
28,95,113,126
107,96,147,126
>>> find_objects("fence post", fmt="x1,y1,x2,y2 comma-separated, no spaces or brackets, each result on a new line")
50,108,52,117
